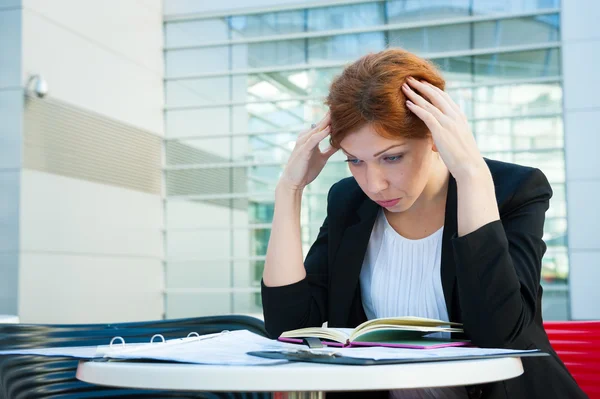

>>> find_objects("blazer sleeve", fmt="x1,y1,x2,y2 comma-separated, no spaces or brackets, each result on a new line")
451,168,552,348
260,189,333,339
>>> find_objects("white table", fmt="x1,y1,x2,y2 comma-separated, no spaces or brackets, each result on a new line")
77,356,523,398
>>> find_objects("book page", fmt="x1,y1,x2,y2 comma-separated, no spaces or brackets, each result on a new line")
280,327,351,344
354,317,462,335
351,324,463,342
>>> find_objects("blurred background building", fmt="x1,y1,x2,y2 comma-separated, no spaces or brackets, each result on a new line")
0,0,598,323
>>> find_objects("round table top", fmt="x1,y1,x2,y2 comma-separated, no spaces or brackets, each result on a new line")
76,357,523,392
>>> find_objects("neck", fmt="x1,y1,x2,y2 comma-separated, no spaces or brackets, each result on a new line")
423,156,450,203
406,156,450,216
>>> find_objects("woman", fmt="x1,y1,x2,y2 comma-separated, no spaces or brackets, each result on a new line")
261,49,586,398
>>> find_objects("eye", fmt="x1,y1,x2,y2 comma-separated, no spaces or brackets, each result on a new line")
384,154,404,162
345,159,362,165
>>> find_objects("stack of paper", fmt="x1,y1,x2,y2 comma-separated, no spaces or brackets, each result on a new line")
0,330,543,366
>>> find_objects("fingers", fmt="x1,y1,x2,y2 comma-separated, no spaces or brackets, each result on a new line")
402,82,447,123
302,126,331,151
297,112,330,145
427,84,467,120
406,100,442,133
405,77,457,119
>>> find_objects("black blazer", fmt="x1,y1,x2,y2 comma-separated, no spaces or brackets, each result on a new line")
262,159,587,399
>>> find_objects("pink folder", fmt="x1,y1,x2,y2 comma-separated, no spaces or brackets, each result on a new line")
278,337,471,350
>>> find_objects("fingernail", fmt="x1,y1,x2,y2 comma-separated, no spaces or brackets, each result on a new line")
402,83,409,90
406,100,414,106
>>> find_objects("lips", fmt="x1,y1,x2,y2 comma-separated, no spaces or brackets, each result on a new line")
376,198,401,207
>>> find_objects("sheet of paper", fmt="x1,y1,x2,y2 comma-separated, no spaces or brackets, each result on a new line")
105,330,300,366
0,345,109,359
0,341,159,359
295,344,539,361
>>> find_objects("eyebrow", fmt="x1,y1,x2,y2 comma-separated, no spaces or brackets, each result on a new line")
340,143,407,158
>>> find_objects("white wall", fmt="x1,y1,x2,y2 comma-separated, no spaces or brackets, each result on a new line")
0,3,22,315
21,0,164,134
561,0,600,319
18,171,164,323
17,0,165,323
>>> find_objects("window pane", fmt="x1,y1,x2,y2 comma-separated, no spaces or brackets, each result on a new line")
166,108,230,137
167,134,296,166
543,246,568,282
165,18,229,47
513,149,565,183
311,67,345,97
547,183,567,218
473,0,559,14
474,116,563,152
167,101,326,136
386,0,471,24
433,56,474,83
309,32,386,63
389,23,470,53
473,14,560,49
308,2,385,31
233,39,306,69
165,46,229,77
229,70,330,103
230,10,305,39
166,77,231,107
474,48,560,81
472,83,562,118
545,217,567,246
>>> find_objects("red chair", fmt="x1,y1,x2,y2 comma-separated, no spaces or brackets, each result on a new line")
544,321,600,399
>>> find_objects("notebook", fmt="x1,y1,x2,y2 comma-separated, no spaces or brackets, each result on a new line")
278,316,470,349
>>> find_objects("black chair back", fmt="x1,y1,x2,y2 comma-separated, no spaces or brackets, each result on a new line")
0,315,271,399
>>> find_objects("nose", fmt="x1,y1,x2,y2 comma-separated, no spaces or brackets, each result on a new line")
365,165,388,195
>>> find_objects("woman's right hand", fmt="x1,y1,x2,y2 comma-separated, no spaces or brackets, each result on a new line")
278,112,338,192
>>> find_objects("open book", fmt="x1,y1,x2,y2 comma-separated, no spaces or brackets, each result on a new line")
278,316,470,349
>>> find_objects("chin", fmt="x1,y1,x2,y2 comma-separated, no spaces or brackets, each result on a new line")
385,205,408,213
385,199,414,213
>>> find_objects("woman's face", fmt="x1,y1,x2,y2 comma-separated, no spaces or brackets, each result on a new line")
339,124,437,213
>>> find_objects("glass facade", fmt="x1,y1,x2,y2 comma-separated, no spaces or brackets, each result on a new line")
164,0,567,319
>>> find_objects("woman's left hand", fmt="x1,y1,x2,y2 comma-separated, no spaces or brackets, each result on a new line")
402,76,488,182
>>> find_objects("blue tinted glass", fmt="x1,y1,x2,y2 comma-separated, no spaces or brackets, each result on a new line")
308,3,385,31
473,14,560,49
473,0,559,13
230,10,305,39
386,0,471,23
309,32,386,63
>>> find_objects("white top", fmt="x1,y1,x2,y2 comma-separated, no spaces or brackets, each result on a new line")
76,357,524,392
360,209,468,399
0,315,19,324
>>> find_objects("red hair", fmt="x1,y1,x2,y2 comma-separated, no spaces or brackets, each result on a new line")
326,48,445,148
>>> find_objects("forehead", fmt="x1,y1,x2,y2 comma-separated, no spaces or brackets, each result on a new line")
339,124,407,153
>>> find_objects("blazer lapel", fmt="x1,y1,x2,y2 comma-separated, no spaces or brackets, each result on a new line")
329,195,378,327
441,174,459,322
329,174,460,326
